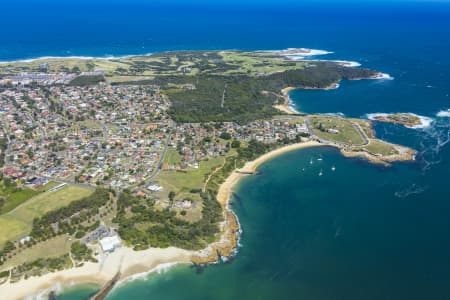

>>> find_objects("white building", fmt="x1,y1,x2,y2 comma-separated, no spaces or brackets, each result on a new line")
328,128,340,134
148,184,163,192
99,235,122,252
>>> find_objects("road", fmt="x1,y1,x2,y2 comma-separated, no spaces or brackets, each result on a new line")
134,125,174,190
350,121,369,146
1,118,13,165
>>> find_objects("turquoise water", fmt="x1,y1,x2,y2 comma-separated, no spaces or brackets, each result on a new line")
6,1,449,299
60,144,450,299
54,284,99,300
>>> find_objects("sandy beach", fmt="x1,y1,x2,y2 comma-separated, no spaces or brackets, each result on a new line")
273,87,300,115
273,84,342,115
1,247,193,300
217,141,322,206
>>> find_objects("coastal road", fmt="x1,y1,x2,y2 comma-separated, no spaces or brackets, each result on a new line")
350,121,370,146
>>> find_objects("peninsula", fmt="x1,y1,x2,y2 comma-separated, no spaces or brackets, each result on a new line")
0,49,415,299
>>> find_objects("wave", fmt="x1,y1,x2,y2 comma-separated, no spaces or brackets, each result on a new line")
323,112,346,117
25,282,64,300
273,48,333,60
293,58,362,67
121,262,179,284
371,72,394,80
437,109,450,118
366,112,434,129
331,60,362,67
408,115,434,129
366,112,389,121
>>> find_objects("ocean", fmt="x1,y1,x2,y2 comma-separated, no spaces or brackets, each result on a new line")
3,1,450,299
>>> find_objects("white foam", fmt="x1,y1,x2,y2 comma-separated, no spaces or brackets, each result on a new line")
25,282,63,300
366,113,388,121
437,109,450,118
287,58,362,68
121,262,179,283
371,72,394,80
274,48,333,60
332,60,362,67
408,115,434,129
0,53,154,64
366,112,433,129
323,112,346,118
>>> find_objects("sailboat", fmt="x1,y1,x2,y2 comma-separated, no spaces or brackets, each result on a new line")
319,169,323,176
309,158,313,165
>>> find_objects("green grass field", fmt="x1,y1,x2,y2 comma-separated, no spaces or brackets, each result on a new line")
0,189,39,214
0,181,60,215
359,139,399,156
156,156,225,222
310,115,365,145
158,156,225,192
350,118,374,138
0,236,72,271
219,51,305,76
0,185,93,247
0,50,305,82
164,147,182,165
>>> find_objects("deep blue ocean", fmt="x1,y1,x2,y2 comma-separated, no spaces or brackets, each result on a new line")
3,1,450,299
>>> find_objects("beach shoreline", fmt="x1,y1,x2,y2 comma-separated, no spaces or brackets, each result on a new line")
273,87,299,115
0,141,322,300
217,140,322,205
1,247,193,300
191,140,323,265
273,83,340,115
1,137,415,299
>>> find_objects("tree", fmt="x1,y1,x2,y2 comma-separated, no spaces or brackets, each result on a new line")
220,132,231,140
231,139,241,148
168,191,176,203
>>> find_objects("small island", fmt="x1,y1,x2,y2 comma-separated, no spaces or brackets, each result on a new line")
367,113,432,128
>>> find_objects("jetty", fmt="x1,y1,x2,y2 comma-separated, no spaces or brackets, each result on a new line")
236,170,256,175
90,271,121,300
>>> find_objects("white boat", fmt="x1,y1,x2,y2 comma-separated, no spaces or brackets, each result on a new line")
317,158,323,161
319,169,323,176
309,158,313,165
331,165,336,171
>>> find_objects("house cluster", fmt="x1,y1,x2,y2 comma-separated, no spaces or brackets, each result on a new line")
1,83,171,189
165,118,309,170
0,88,55,140
0,73,77,86
222,119,309,142
48,84,168,123
1,74,310,194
